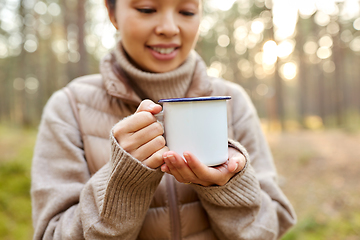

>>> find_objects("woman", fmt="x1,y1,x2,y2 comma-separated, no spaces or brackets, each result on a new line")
31,0,296,239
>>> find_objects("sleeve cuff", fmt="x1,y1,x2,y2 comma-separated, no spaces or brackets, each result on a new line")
93,131,164,222
192,139,261,208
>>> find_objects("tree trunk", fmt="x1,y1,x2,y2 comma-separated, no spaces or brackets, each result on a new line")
77,0,88,76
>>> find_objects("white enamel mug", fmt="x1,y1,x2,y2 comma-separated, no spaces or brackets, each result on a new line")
157,96,231,166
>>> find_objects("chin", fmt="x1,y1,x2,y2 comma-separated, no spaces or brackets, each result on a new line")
146,64,179,73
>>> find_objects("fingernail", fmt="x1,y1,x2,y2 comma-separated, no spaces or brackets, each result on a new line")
233,163,238,172
148,104,157,110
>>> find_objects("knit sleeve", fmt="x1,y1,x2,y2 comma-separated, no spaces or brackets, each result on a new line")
31,90,163,240
192,139,260,208
191,83,296,240
81,133,164,238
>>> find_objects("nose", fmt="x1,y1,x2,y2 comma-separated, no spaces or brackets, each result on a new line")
155,12,180,37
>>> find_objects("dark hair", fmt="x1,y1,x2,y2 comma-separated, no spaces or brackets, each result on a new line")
107,0,116,10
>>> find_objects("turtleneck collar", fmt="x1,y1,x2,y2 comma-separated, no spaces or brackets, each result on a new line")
111,42,197,103
100,41,212,105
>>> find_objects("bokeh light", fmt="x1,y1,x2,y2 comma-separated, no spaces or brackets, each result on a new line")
238,59,253,78
208,0,236,11
349,36,360,52
280,62,297,80
314,11,331,26
48,3,61,17
217,34,230,47
256,83,269,96
277,40,295,59
251,20,265,34
323,60,336,73
25,77,39,94
233,26,248,41
235,42,247,55
315,0,339,16
272,0,298,41
317,47,332,59
200,16,216,36
207,61,225,78
24,39,37,53
13,78,25,91
318,35,333,48
353,17,360,30
298,0,317,18
303,41,318,55
34,1,47,15
263,40,278,65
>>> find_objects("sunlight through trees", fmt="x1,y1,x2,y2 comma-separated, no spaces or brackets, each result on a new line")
0,0,360,130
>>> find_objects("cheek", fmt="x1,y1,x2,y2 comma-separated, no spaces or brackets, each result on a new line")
184,23,200,45
122,20,151,42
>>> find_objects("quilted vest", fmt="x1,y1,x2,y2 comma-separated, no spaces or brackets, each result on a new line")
64,71,235,240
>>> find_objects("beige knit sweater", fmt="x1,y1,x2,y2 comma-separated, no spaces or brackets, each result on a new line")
31,43,296,239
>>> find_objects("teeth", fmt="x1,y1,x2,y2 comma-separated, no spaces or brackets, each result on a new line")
151,47,176,54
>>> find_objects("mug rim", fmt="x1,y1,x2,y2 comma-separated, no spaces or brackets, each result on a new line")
158,96,231,103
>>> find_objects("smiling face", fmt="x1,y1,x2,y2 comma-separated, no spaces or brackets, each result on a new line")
106,0,201,73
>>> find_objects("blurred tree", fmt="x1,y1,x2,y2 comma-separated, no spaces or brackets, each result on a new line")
0,0,360,129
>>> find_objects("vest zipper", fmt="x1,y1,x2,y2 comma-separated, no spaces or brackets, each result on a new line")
166,174,181,240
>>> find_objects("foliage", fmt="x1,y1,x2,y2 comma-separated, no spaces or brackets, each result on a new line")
282,213,360,240
1,125,360,239
0,125,35,240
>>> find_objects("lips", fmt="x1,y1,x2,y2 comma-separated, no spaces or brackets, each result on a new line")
147,44,180,60
151,47,176,54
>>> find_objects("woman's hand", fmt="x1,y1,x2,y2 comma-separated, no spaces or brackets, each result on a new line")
113,99,169,169
161,147,246,186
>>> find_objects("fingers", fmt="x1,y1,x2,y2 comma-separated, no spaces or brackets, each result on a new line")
163,151,210,186
227,147,246,173
123,121,164,151
112,99,165,168
185,153,227,186
165,150,246,186
143,146,169,169
227,155,246,173
133,135,166,161
162,152,188,183
115,111,158,134
135,99,162,115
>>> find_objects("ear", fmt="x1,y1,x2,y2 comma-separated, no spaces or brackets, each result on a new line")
104,0,118,29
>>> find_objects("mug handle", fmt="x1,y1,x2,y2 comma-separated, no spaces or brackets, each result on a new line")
154,111,164,129
154,111,164,122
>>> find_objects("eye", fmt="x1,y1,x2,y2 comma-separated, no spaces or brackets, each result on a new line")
180,11,195,16
137,8,156,14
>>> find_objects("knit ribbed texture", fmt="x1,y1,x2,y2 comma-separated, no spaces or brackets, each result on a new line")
192,139,261,208
193,166,261,207
99,133,164,222
113,42,196,102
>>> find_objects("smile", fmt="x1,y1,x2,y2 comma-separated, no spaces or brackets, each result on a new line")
150,47,177,54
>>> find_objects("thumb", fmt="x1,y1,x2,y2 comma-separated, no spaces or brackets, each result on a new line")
228,154,246,173
136,99,162,114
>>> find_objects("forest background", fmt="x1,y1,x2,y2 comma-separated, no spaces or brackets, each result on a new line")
0,0,360,239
